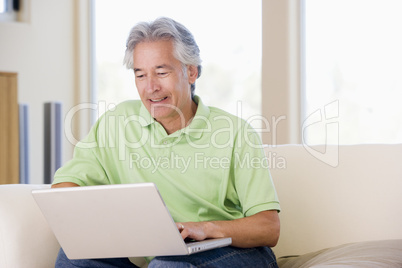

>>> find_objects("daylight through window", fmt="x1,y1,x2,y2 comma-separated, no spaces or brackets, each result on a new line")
94,0,262,130
304,0,402,145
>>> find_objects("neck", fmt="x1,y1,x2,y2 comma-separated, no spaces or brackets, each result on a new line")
159,100,197,135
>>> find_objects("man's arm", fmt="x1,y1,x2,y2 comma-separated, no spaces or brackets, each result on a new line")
176,210,280,248
51,182,80,188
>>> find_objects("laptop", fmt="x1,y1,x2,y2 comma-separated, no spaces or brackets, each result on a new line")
32,183,232,259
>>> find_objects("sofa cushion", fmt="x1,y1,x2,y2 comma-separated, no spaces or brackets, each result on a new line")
277,240,402,268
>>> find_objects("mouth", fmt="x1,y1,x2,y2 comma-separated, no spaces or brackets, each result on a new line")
149,97,168,103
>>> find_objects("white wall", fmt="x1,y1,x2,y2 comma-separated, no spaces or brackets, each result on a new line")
0,0,82,184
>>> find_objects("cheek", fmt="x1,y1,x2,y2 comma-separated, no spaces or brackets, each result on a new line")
172,74,188,89
135,80,145,94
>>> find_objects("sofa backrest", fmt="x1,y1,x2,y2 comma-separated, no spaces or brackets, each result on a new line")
265,144,402,257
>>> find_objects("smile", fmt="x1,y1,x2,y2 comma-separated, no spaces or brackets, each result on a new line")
150,97,168,102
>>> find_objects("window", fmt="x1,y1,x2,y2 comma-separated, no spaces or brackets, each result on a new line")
0,0,17,22
303,0,402,145
94,0,262,129
0,1,5,12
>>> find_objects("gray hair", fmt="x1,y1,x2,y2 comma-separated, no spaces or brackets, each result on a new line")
123,17,202,97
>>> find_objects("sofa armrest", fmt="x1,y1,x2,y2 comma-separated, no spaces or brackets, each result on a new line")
0,184,60,268
0,184,148,268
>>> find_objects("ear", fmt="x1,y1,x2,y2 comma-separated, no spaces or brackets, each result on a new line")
187,65,198,84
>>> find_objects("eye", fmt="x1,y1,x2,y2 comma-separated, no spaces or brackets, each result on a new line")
157,72,168,77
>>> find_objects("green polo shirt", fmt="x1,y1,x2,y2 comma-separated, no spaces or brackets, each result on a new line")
53,96,280,222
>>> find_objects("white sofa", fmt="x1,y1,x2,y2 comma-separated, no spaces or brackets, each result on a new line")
269,144,402,267
0,184,149,268
1,144,402,267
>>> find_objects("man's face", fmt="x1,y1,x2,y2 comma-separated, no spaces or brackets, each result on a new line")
133,40,197,126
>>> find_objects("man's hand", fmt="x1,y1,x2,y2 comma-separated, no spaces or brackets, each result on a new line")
176,221,210,242
176,210,280,248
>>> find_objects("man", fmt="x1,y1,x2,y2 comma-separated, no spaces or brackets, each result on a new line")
53,17,280,267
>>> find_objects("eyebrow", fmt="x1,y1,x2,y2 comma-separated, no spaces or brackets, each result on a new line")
133,64,173,73
156,64,173,70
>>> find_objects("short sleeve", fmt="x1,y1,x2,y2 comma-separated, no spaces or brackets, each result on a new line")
52,118,109,186
231,123,280,216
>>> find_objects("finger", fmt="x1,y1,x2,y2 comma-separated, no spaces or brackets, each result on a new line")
176,223,185,232
180,227,190,240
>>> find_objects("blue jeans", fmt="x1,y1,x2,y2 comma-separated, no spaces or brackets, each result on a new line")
56,246,278,268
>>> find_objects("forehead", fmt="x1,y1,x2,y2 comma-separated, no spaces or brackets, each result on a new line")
133,40,178,68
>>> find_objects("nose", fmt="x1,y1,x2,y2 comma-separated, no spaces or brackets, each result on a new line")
146,75,160,93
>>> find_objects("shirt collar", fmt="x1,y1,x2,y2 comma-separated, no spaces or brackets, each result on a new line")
139,102,154,127
182,95,210,139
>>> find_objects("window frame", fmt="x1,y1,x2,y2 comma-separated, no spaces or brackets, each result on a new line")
261,0,303,145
